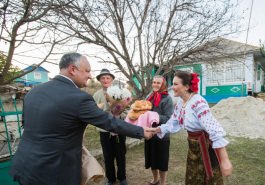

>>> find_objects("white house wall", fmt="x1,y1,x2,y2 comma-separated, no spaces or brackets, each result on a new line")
244,54,254,91
254,64,265,92
255,77,261,92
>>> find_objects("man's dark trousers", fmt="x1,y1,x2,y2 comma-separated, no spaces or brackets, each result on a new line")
100,132,127,183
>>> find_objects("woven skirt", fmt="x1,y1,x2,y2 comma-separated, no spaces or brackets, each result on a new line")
185,137,223,185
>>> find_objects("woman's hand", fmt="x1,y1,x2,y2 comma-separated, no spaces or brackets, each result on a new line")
220,157,233,177
215,147,233,177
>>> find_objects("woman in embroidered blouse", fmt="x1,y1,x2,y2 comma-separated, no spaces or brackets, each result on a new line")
145,75,173,185
151,71,233,185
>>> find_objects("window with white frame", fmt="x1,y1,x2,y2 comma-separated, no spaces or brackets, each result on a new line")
225,61,243,82
34,72,42,80
206,61,243,84
206,63,224,84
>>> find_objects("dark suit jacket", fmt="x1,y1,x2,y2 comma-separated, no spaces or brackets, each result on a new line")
9,75,144,185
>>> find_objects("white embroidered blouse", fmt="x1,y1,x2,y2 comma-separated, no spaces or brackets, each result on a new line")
158,94,228,148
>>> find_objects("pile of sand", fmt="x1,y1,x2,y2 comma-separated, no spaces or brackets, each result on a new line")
211,96,265,139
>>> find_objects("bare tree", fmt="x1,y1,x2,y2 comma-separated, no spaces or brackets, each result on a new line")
53,0,239,97
0,0,74,85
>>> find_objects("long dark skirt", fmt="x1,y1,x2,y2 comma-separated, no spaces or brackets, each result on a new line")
185,138,224,185
144,138,170,171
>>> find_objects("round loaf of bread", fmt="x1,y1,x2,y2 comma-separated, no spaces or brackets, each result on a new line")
131,100,152,111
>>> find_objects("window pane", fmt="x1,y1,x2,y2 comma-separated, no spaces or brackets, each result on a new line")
207,60,243,84
34,72,41,80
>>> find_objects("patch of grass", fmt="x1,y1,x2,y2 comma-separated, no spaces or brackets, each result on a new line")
225,136,265,185
84,126,265,185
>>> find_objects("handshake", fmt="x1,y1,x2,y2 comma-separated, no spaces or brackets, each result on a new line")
143,127,161,140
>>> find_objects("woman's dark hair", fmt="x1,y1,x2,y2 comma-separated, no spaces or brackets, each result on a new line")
174,71,193,93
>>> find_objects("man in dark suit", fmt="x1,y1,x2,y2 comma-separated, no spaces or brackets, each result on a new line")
9,52,153,185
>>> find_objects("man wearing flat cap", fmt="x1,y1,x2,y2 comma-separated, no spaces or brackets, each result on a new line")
93,69,127,185
96,68,115,81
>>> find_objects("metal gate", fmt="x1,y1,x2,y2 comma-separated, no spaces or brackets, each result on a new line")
0,95,22,185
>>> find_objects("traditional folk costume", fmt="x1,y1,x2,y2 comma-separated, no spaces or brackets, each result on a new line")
158,94,228,185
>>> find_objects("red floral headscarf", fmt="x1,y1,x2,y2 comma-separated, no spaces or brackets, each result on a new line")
147,76,168,107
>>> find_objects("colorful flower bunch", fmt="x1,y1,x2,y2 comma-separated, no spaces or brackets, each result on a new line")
107,86,132,115
190,73,199,93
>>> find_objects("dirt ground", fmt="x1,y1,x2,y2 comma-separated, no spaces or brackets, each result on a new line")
88,131,188,185
86,128,265,185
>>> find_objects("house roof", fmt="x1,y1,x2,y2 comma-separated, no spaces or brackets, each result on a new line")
208,37,259,55
23,65,49,73
196,38,265,69
191,37,260,61
0,85,18,93
171,37,262,65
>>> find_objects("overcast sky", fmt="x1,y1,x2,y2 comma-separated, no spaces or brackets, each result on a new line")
5,0,265,79
227,0,265,46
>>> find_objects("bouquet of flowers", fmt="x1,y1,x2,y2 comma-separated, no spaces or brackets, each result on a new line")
106,86,132,116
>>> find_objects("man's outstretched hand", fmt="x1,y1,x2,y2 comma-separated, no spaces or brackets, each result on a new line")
143,127,156,140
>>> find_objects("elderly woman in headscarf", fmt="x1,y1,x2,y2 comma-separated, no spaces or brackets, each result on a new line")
145,75,173,185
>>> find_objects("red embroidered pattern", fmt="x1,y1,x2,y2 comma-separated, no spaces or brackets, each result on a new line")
191,99,209,119
191,99,207,109
197,109,210,119
178,109,185,125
